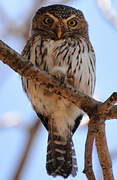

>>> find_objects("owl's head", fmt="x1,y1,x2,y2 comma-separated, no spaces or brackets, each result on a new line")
31,4,89,40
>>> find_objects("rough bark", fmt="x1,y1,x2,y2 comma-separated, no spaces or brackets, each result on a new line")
0,39,116,179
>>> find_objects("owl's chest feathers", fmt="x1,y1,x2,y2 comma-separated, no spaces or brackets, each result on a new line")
23,38,95,134
30,38,95,93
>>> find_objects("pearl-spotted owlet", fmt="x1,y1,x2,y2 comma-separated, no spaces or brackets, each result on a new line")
22,4,96,178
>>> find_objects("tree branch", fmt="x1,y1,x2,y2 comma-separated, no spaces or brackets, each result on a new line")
83,122,96,180
0,39,116,179
96,122,114,180
0,40,117,119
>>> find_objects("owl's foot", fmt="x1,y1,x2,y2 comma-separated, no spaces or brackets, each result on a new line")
52,66,67,84
52,66,74,86
55,71,67,83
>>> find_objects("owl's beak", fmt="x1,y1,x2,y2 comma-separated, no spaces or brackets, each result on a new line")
57,27,62,39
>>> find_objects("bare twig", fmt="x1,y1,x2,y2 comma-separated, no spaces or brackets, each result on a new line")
12,119,40,180
0,39,117,179
99,92,117,113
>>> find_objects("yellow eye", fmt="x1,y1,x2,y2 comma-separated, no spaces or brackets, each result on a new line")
67,19,78,27
43,17,53,25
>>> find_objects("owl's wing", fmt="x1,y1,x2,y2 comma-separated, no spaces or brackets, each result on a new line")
21,37,33,58
21,37,33,93
72,114,83,134
21,36,49,131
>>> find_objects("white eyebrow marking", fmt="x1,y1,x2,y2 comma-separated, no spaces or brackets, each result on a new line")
46,13,58,21
62,15,77,25
65,15,76,20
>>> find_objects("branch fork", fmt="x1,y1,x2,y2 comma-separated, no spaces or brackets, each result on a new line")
0,40,116,179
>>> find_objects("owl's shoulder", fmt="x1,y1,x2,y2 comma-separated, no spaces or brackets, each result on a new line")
22,34,41,58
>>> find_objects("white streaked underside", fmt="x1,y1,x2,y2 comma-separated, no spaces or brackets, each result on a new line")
22,37,96,137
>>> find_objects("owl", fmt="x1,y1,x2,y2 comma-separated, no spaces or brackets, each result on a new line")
22,4,96,178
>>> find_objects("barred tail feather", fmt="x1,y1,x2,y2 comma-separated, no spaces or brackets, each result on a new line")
71,141,78,177
46,124,78,178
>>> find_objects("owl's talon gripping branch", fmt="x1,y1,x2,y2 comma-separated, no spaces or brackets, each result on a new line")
54,70,67,84
0,4,116,180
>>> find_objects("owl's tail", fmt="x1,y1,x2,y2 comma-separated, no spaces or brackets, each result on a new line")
46,124,78,178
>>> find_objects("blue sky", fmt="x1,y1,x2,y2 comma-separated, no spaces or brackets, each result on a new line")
0,0,117,180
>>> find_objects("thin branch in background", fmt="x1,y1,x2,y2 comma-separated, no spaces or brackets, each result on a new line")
12,119,40,180
97,0,117,30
